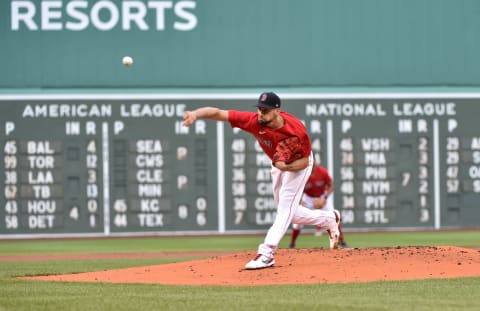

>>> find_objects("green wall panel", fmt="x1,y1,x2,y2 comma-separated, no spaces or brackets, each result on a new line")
2,0,480,88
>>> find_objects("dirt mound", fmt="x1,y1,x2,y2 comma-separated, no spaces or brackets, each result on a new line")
25,246,480,286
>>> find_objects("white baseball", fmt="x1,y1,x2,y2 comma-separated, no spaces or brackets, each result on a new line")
122,56,133,67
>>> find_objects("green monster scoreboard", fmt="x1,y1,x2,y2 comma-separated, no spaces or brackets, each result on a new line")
1,93,479,237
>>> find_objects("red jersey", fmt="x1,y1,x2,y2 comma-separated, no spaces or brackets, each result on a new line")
303,165,332,197
228,110,311,161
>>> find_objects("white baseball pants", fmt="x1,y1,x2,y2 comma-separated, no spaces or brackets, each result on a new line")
291,193,335,231
257,154,337,258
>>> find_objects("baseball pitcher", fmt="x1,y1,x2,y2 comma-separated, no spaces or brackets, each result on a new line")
182,92,339,270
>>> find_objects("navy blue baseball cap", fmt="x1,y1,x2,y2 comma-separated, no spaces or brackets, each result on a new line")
256,92,281,109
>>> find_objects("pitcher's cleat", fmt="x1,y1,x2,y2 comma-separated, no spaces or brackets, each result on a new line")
329,230,340,249
245,254,275,270
328,210,341,249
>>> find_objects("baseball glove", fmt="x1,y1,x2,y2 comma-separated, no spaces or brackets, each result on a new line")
272,136,304,163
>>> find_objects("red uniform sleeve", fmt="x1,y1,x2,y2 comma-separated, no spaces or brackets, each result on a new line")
228,110,257,130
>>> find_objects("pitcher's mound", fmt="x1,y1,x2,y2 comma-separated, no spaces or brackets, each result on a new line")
25,246,480,286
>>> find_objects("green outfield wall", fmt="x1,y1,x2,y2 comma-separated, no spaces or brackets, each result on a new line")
2,93,480,238
2,0,480,88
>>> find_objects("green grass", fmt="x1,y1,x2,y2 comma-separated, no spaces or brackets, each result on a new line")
1,230,478,255
284,229,480,249
0,230,479,311
0,235,259,255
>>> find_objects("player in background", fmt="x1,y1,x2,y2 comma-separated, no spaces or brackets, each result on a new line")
182,92,340,270
289,163,348,249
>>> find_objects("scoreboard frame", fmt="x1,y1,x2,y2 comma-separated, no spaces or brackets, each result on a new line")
1,92,480,238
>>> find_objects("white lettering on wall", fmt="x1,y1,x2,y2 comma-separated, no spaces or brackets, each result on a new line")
11,0,198,31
